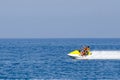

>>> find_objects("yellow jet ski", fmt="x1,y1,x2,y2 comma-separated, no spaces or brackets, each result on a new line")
67,50,92,59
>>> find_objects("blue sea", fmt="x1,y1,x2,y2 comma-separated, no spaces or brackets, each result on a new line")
0,38,120,79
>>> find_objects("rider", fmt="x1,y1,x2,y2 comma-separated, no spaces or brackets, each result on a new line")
81,46,90,56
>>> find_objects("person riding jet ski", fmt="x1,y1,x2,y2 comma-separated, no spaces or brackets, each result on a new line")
81,46,90,56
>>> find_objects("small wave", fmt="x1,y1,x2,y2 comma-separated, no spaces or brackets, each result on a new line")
86,51,120,59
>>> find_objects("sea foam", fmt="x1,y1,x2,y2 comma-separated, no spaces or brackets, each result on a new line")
85,51,120,59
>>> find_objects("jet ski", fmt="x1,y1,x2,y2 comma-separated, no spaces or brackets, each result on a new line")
67,50,92,59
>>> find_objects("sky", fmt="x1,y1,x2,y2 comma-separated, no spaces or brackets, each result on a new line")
0,0,120,38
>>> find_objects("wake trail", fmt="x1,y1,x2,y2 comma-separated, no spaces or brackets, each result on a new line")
84,51,120,59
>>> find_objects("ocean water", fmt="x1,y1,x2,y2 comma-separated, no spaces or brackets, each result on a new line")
0,38,120,79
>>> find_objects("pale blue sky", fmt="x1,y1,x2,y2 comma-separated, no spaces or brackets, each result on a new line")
0,0,120,38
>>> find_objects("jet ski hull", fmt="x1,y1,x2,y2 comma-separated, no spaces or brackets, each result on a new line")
68,50,92,59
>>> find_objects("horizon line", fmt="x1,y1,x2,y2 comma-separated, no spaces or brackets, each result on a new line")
0,37,120,39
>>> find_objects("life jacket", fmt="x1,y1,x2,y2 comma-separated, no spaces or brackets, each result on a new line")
84,47,90,51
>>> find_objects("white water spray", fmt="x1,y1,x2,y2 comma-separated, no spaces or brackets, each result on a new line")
76,51,120,60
